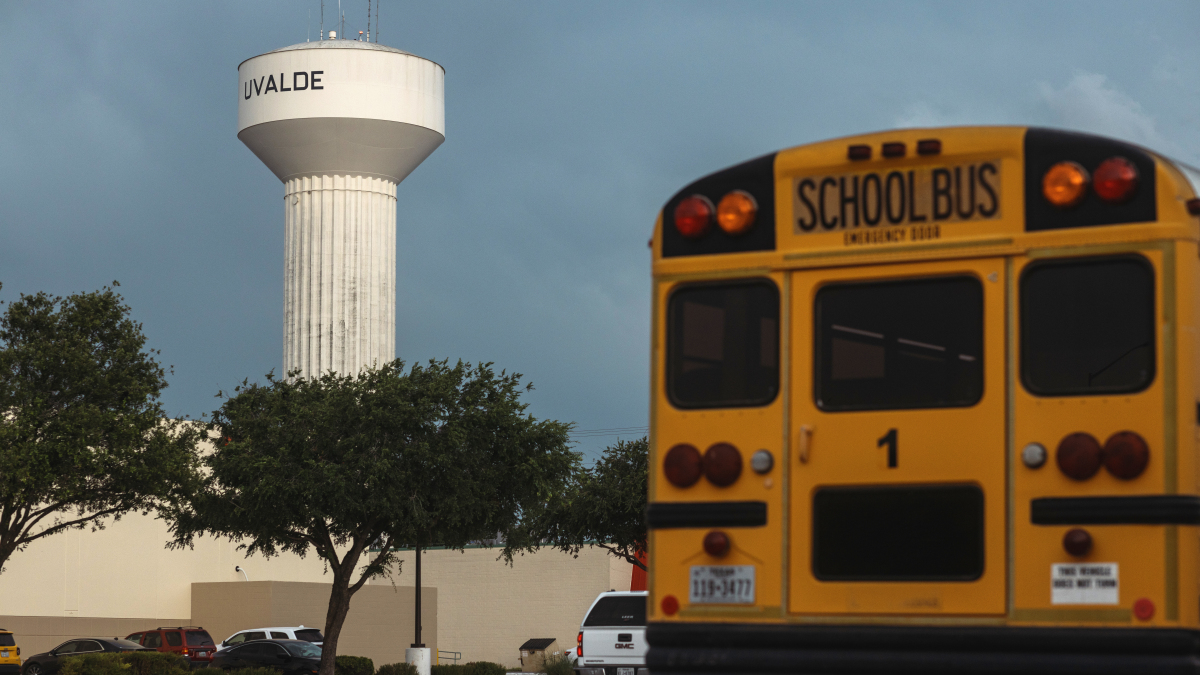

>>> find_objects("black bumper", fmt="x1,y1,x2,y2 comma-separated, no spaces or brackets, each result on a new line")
0,665,19,675
647,622,1200,674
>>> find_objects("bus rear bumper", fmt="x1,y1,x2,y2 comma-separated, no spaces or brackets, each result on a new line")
647,622,1200,674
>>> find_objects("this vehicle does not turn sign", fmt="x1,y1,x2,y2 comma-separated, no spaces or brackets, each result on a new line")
1051,563,1119,605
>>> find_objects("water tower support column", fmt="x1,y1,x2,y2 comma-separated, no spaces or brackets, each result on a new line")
283,174,397,378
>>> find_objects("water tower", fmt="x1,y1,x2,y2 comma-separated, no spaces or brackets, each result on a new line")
238,38,444,378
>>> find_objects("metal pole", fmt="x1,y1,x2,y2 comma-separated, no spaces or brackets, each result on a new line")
412,544,423,647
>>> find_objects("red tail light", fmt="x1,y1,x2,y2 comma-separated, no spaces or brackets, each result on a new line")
661,595,680,615
1063,528,1092,557
847,144,871,161
1093,157,1138,203
664,444,703,487
703,530,730,557
1103,431,1149,479
703,443,742,486
882,142,906,158
673,195,713,239
1056,432,1102,480
576,632,582,657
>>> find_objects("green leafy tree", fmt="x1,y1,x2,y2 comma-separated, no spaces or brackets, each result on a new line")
0,283,202,575
165,360,578,675
543,437,647,570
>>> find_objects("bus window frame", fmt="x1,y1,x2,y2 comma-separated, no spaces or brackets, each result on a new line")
1018,253,1156,397
665,277,781,410
811,274,986,413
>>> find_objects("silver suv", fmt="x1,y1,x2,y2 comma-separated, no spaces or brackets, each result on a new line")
574,591,647,675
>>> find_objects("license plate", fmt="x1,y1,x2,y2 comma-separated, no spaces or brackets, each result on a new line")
617,668,635,675
1,651,8,658
690,565,755,604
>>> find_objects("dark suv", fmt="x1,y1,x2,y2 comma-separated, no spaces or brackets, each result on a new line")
126,628,215,669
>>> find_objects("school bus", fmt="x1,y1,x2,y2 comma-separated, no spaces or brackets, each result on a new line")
644,127,1200,673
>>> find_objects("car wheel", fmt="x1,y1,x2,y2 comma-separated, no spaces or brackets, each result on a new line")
24,664,42,675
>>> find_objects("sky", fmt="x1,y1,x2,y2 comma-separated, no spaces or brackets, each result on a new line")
1,1,1198,462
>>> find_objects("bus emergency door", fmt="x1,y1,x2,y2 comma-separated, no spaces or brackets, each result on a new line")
788,258,1007,616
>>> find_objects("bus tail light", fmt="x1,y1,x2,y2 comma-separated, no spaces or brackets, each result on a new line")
1103,431,1149,479
716,190,757,235
1056,432,1102,480
1134,598,1155,621
1093,157,1138,203
664,444,703,487
703,530,730,557
1043,161,1090,208
1063,528,1092,557
673,195,713,239
661,594,679,616
703,443,743,486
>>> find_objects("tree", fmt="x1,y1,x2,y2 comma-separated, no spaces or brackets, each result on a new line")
164,360,578,675
542,437,648,570
0,283,202,575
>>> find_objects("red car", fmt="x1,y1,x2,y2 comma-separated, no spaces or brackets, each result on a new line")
125,627,215,669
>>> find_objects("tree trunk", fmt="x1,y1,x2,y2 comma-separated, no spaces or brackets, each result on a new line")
319,559,361,675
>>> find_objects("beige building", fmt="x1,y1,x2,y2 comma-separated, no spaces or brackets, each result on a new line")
0,512,630,668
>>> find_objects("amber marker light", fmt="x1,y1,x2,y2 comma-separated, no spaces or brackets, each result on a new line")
916,139,942,156
882,142,906,158
716,190,757,235
1043,161,1090,208
847,144,871,161
673,195,713,239
1056,432,1102,480
664,443,703,488
703,530,731,557
703,442,743,487
1093,157,1138,203
1103,431,1149,480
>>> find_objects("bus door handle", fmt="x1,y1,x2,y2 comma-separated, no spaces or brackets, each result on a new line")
798,425,814,463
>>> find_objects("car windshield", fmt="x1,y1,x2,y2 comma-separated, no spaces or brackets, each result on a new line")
283,642,322,659
187,632,214,647
294,630,323,643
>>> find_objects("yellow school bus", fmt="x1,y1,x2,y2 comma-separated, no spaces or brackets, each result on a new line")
645,127,1200,673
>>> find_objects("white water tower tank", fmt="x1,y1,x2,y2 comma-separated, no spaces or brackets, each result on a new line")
237,40,444,378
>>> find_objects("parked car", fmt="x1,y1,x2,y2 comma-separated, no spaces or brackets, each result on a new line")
573,591,648,675
0,629,20,675
21,639,150,675
210,639,320,675
126,627,216,669
216,628,323,651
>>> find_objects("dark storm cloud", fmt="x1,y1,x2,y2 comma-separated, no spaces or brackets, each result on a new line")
1,1,1197,460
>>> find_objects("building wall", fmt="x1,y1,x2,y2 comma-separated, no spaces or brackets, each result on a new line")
371,547,632,668
0,512,633,669
192,581,435,669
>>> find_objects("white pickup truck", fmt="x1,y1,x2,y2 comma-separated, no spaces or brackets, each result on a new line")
573,591,648,675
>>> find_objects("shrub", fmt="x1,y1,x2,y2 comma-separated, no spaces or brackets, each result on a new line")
377,663,419,675
59,654,129,675
60,652,189,675
541,655,573,675
335,655,375,675
432,663,507,675
120,652,190,675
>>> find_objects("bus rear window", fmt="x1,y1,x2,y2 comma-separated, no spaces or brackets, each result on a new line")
583,596,647,626
1021,256,1154,396
667,280,779,408
814,276,983,411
